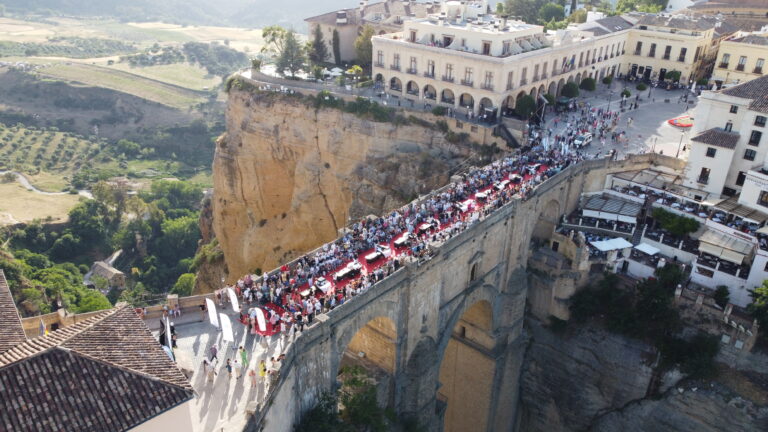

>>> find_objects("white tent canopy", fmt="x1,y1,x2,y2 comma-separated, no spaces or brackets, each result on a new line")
634,243,660,256
698,229,753,265
590,237,633,252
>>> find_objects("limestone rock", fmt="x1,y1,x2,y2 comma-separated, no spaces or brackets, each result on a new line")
212,89,477,280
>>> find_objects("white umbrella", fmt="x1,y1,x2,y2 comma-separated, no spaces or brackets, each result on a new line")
329,70,342,77
330,67,343,73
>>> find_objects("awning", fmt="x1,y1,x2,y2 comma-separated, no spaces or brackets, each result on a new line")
757,226,768,235
635,243,660,256
698,229,754,264
715,196,768,224
590,238,633,252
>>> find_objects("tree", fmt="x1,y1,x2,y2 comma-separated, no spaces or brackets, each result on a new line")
748,280,768,330
49,233,80,261
602,75,613,85
260,25,288,57
580,77,596,91
346,65,363,82
666,70,682,82
621,89,631,98
332,29,341,65
562,82,580,98
68,200,110,246
515,95,537,119
171,273,196,296
714,286,730,309
91,275,109,291
76,289,112,313
496,2,505,14
568,8,587,23
276,30,306,78
354,25,375,71
308,25,328,64
505,0,546,24
539,3,564,22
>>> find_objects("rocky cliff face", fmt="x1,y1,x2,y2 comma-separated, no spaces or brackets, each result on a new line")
212,89,479,280
519,320,768,432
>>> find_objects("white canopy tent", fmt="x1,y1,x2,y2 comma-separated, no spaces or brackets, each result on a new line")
590,237,633,252
634,243,660,256
698,229,754,265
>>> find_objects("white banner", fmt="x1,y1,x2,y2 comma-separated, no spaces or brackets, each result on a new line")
164,316,173,354
206,298,219,328
220,313,234,343
227,287,240,313
255,308,267,332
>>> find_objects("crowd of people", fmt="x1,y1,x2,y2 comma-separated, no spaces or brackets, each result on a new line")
203,145,587,383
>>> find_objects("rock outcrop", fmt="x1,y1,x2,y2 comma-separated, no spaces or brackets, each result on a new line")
212,89,482,280
519,319,768,432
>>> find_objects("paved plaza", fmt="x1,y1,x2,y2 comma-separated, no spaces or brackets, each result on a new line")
148,310,286,432
541,81,697,159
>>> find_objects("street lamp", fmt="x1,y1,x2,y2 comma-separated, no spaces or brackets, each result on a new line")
676,130,686,158
607,90,615,110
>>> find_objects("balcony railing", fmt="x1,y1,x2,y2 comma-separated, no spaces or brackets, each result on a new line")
634,50,641,55
532,75,539,82
736,64,745,72
698,176,709,185
423,71,435,78
718,63,729,69
754,67,763,74
442,75,454,83
678,57,686,62
541,73,547,79
390,64,400,71
406,68,417,74
506,83,514,90
519,79,528,86
662,55,670,60
374,62,384,68
481,83,494,91
460,79,474,87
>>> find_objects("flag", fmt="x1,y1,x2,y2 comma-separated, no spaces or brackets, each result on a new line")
227,287,240,313
38,319,45,337
206,298,219,328
220,313,234,343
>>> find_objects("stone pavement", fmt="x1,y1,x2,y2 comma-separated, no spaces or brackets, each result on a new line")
148,308,287,432
540,81,697,160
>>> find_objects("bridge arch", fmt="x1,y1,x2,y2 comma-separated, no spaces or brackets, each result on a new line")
436,295,497,432
533,198,560,240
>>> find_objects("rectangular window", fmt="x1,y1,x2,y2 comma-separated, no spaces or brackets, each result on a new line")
427,60,435,77
376,51,383,66
663,45,671,60
737,56,747,71
445,63,453,80
698,167,710,184
725,121,733,132
634,41,642,55
533,64,539,80
502,41,511,55
720,53,730,68
679,47,687,62
706,147,717,158
521,67,528,85
542,61,548,78
758,191,768,208
744,149,757,161
409,56,417,73
730,105,739,113
483,71,493,90
750,130,762,146
694,46,701,63
482,41,491,55
736,171,746,186
409,30,416,42
648,43,656,57
756,115,766,127
464,67,473,83
579,52,584,67
393,54,400,69
507,71,514,90
756,58,764,74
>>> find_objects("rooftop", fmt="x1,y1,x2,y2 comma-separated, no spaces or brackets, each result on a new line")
579,15,634,36
0,270,25,355
690,127,741,149
305,0,437,27
727,33,768,46
720,75,768,113
0,304,193,432
635,13,737,35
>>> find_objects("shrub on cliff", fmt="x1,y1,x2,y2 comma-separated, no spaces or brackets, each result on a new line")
431,106,447,116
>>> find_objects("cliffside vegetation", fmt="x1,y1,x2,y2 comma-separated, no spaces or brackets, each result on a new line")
570,268,720,378
297,366,421,432
1,179,204,315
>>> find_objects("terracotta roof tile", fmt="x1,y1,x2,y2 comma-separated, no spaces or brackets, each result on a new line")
691,128,741,149
721,75,768,114
0,270,25,355
0,348,191,432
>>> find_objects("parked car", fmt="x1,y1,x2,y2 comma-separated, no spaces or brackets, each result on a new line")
574,133,593,148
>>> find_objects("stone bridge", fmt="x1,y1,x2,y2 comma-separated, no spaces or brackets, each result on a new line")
247,154,678,432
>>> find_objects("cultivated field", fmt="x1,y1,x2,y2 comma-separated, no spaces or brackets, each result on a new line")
0,182,81,226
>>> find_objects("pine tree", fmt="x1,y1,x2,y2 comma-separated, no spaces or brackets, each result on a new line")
332,29,341,65
308,25,328,64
